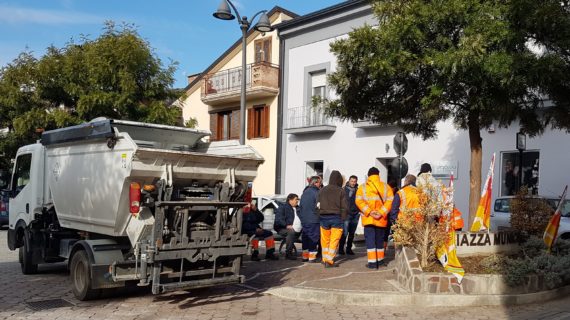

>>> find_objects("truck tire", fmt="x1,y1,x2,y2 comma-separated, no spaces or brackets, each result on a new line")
70,250,101,301
20,233,38,275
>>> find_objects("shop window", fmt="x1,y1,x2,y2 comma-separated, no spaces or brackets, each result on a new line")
500,151,540,196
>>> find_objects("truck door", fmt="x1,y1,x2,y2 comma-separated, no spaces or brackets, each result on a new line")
8,153,33,228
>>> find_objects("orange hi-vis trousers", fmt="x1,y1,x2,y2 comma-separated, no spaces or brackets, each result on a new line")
302,250,318,261
251,236,275,250
320,227,343,265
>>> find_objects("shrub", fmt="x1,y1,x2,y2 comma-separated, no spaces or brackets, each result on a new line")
510,187,553,238
521,236,547,258
496,237,570,288
392,177,450,268
553,238,570,256
503,257,534,287
480,254,508,274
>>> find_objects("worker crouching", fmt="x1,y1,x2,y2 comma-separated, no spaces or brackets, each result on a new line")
242,202,278,261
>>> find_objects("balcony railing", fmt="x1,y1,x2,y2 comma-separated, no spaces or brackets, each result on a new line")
285,105,336,134
201,62,279,105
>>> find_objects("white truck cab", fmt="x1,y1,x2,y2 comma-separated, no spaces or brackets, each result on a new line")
7,143,45,250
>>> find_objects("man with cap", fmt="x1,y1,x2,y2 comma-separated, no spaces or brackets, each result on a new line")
356,167,394,269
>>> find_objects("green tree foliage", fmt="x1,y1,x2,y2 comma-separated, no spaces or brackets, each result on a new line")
0,22,182,168
326,0,570,222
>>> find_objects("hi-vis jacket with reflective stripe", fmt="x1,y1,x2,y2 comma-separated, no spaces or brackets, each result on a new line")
397,185,420,211
355,175,394,227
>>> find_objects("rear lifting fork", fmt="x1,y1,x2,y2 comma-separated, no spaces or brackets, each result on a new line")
146,199,247,294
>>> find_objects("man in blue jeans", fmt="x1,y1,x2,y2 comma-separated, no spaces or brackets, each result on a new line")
339,175,359,255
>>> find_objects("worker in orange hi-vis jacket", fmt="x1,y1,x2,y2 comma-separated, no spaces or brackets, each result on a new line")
356,167,394,269
452,207,464,231
389,174,420,224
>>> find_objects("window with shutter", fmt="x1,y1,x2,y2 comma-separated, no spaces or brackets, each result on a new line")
211,109,240,141
254,37,271,63
230,109,240,140
249,105,269,139
210,114,218,141
247,108,254,140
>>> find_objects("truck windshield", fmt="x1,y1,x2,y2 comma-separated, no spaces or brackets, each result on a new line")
12,154,32,196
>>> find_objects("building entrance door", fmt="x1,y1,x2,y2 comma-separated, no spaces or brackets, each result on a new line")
376,157,398,188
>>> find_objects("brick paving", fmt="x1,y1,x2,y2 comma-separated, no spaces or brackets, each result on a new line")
1,228,570,320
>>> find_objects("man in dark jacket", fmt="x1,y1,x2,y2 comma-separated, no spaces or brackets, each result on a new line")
274,193,300,260
339,175,359,255
242,202,278,261
299,176,321,262
317,170,348,268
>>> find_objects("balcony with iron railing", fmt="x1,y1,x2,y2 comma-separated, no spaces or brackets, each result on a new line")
201,62,279,106
284,104,336,134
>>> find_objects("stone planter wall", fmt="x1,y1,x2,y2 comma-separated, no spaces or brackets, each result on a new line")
395,245,548,294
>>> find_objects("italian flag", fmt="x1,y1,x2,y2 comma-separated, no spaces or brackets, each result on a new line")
544,185,568,251
470,153,495,232
437,173,465,283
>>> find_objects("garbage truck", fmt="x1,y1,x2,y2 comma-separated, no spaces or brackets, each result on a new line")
6,119,263,300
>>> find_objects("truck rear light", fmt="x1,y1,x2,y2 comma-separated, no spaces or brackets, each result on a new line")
130,182,141,215
243,182,253,213
143,184,155,192
0,201,5,212
244,182,253,203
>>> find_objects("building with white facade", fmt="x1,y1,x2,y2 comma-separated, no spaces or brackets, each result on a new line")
276,0,570,215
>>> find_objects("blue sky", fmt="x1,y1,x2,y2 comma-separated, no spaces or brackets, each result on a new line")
0,0,342,88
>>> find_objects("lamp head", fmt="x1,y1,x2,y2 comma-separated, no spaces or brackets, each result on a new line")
213,0,235,20
254,12,273,32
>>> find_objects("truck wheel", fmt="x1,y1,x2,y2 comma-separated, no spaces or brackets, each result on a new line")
20,233,38,275
70,250,101,301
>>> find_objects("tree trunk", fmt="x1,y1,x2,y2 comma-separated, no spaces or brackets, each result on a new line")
468,114,483,228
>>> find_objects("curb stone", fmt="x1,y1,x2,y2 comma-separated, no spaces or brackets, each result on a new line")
266,284,570,307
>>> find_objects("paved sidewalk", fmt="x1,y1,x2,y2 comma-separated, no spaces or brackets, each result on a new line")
240,244,401,293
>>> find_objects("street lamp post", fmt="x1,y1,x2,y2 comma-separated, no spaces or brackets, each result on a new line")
516,131,526,191
213,0,273,145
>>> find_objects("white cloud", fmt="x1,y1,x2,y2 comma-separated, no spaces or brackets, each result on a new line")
0,5,103,25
